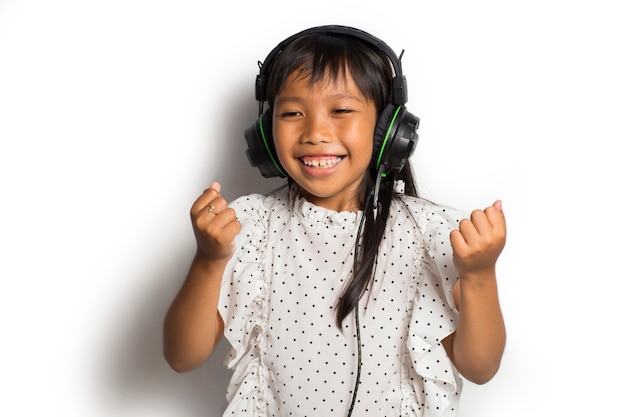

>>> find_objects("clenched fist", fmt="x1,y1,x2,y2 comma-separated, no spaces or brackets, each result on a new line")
190,181,241,262
450,200,507,278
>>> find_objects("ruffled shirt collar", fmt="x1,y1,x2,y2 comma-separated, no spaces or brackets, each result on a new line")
287,185,362,229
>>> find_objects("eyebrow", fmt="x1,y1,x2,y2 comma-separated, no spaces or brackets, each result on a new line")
275,93,365,105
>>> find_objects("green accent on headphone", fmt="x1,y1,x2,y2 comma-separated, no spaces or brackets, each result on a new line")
259,115,287,177
375,105,403,176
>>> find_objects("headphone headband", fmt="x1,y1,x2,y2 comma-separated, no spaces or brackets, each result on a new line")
254,25,408,106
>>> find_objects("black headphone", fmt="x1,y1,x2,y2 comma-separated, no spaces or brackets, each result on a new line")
244,25,419,179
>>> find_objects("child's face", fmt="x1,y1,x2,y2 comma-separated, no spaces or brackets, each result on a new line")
272,69,377,212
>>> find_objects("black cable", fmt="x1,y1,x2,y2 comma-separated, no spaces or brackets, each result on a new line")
346,300,363,416
346,165,384,416
346,202,367,417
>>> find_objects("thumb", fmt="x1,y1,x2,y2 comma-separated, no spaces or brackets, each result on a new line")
210,181,221,193
493,199,503,211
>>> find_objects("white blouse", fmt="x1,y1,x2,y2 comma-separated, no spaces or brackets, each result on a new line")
218,185,466,416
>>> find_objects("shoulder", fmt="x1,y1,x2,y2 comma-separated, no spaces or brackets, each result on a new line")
395,195,467,229
229,185,291,220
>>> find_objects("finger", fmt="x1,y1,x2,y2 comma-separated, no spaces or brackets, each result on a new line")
484,201,506,231
458,216,480,243
467,209,494,236
195,196,229,228
220,213,242,239
190,184,223,217
197,207,239,237
201,181,220,194
471,201,506,236
450,229,468,253
204,203,218,216
203,196,228,216
193,196,236,230
194,209,241,259
209,181,221,193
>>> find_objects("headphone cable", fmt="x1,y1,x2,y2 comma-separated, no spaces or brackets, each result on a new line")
347,165,383,416
346,300,362,417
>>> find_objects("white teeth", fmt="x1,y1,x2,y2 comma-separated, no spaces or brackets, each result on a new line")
302,157,342,168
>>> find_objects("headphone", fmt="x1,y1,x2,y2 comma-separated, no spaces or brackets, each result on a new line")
244,25,419,179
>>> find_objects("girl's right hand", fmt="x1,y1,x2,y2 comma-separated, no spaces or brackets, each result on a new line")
190,181,241,262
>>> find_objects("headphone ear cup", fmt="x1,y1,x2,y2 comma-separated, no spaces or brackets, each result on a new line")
371,104,420,174
244,110,287,178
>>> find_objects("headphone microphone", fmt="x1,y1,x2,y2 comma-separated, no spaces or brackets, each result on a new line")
244,25,419,179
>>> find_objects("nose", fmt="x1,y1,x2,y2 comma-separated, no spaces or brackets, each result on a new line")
301,112,332,144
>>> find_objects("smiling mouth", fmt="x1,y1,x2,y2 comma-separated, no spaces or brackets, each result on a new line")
300,156,344,168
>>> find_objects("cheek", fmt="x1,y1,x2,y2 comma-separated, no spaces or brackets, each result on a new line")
271,129,295,167
360,141,375,169
346,123,375,159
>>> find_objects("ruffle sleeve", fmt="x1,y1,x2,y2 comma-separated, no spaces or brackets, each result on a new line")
402,198,467,416
217,193,271,415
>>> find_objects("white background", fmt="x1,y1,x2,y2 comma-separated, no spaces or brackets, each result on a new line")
1,0,624,416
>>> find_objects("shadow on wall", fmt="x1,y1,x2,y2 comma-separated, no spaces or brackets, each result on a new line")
104,248,232,415
102,83,286,415
209,96,287,204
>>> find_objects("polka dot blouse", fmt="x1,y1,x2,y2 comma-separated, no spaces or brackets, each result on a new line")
218,185,466,416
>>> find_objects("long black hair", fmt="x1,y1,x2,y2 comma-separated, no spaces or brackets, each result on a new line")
264,32,419,327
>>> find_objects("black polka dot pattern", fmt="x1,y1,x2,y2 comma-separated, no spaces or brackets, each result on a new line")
218,186,466,416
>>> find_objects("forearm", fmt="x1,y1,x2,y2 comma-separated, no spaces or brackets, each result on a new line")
163,252,226,372
448,269,506,384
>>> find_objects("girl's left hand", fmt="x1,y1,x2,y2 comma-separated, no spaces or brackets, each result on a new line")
450,200,507,277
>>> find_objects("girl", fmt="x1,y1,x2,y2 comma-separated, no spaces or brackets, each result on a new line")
163,25,506,417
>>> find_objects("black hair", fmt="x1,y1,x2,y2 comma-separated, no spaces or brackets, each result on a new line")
264,32,419,327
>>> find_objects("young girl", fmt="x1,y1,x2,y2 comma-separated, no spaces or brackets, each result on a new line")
163,25,507,417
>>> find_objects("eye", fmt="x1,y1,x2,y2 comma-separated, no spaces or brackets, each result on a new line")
332,108,354,115
279,110,302,118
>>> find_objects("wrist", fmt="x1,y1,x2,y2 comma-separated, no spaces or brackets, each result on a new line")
193,250,230,272
458,267,498,289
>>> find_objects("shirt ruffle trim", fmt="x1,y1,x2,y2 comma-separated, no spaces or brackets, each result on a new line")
219,193,272,415
399,198,464,416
